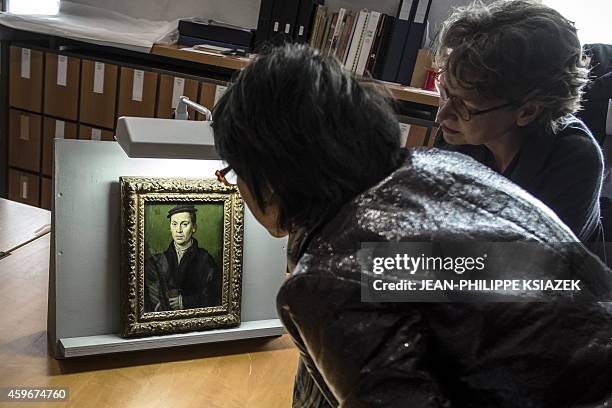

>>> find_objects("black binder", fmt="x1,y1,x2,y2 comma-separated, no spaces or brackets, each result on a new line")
396,0,433,85
294,0,324,43
378,0,419,82
268,0,301,44
254,0,276,49
178,20,254,48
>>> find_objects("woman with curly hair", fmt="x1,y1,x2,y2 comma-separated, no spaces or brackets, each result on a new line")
434,0,603,242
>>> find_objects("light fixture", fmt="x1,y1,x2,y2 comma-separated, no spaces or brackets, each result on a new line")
115,96,218,160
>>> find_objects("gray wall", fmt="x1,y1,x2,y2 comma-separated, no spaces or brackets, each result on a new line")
65,0,477,44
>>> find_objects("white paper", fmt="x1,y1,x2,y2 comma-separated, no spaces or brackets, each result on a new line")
57,55,68,86
171,77,185,109
399,123,411,147
132,69,144,102
20,176,28,199
214,85,228,106
414,0,429,24
21,48,31,79
55,120,65,139
91,128,102,141
399,0,414,20
93,61,105,94
20,115,30,141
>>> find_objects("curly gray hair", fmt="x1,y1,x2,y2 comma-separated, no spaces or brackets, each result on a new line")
433,0,588,133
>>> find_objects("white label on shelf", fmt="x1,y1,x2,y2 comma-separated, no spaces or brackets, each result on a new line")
57,55,68,86
91,128,102,141
399,123,411,147
20,115,30,141
93,62,105,94
21,48,31,79
171,77,185,109
55,120,65,139
273,22,279,32
20,176,28,199
214,85,228,106
298,26,305,36
399,0,414,20
284,23,291,34
415,0,429,24
132,69,144,102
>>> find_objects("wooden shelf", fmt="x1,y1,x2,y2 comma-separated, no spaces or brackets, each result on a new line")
150,44,440,107
151,43,252,70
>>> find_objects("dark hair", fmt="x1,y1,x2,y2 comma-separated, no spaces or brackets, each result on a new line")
213,44,402,233
434,0,588,132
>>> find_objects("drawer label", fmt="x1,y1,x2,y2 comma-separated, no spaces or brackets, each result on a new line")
171,77,185,109
57,55,68,86
93,62,105,94
20,115,30,141
55,120,65,139
91,128,102,141
20,176,28,199
21,48,31,79
132,69,144,102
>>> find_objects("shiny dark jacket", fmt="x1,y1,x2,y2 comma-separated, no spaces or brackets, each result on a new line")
277,148,612,407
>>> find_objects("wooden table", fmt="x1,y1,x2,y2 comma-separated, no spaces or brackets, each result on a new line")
0,214,299,407
0,199,50,256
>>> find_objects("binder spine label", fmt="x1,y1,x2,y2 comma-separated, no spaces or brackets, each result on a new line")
57,55,68,87
55,120,65,139
93,62,105,94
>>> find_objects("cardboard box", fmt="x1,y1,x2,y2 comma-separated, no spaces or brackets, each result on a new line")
197,82,224,121
80,59,118,129
8,109,42,173
44,53,81,121
8,169,40,207
117,67,158,118
41,177,53,210
42,118,77,177
79,125,115,141
156,74,199,119
9,46,43,112
409,49,433,89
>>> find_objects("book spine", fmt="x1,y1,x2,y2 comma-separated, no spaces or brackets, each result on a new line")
355,11,381,76
344,10,369,71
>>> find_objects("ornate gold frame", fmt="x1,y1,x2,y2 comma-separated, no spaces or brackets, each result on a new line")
120,177,244,337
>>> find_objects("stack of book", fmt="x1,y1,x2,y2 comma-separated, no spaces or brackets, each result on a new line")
178,19,255,54
308,0,433,84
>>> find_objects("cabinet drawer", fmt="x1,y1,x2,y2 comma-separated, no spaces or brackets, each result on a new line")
8,109,42,173
9,46,43,113
80,59,118,129
44,53,80,120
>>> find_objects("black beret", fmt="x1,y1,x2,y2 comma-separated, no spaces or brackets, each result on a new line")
167,203,197,219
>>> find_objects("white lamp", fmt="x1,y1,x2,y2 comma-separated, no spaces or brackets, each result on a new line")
115,96,218,160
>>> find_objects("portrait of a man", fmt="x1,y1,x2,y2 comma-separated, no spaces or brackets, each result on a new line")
144,203,222,313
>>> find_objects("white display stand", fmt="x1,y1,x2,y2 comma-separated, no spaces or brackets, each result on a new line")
48,139,287,358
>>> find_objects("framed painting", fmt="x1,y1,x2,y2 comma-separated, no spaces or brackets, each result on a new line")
120,177,244,337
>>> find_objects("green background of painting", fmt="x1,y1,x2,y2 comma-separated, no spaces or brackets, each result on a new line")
144,202,224,264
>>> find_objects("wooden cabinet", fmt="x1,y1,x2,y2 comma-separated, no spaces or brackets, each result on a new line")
117,67,158,118
80,60,118,129
157,75,199,119
79,125,115,141
41,177,53,210
8,169,40,207
8,109,42,173
9,46,43,113
44,53,80,121
42,118,77,177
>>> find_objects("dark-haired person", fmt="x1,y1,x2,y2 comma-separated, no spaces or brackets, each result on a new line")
212,43,612,407
433,0,603,242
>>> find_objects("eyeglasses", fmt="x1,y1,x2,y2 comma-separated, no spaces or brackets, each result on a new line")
435,75,514,121
215,165,237,187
